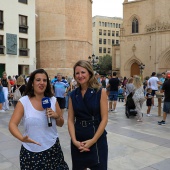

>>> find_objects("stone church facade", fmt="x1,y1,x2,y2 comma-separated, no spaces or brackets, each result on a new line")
118,0,170,78
36,0,92,78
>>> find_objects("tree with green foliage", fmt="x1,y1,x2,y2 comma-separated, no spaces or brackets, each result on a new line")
98,55,112,75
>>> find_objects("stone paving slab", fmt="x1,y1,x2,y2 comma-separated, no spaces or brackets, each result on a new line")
0,99,170,169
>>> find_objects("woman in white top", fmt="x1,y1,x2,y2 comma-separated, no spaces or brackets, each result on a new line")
9,69,69,170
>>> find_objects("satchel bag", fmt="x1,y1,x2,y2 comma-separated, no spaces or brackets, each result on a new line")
13,85,22,101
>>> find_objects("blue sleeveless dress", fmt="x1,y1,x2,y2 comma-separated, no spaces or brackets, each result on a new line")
70,87,108,170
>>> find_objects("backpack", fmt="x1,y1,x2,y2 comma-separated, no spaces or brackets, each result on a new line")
13,85,22,101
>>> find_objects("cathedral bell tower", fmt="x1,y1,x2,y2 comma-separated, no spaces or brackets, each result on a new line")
36,0,92,78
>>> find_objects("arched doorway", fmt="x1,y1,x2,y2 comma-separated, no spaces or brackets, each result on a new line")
131,63,140,76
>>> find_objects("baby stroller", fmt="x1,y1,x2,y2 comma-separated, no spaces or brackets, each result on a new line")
125,92,137,118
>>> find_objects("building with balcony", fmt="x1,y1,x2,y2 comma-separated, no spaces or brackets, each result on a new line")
0,0,36,77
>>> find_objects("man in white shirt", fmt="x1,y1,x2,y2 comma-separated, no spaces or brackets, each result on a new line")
148,72,162,106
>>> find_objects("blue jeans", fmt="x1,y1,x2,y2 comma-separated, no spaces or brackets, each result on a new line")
109,91,118,101
163,102,170,113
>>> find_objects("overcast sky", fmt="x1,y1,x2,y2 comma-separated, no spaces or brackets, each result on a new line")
92,0,124,18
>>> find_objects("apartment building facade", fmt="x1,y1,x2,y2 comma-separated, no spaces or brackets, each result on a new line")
92,16,123,58
0,0,36,77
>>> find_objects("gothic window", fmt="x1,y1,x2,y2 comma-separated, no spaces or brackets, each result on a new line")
132,18,138,33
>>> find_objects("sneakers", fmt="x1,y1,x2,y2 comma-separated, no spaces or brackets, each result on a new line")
158,120,166,125
146,114,152,117
137,119,143,122
0,110,5,112
112,109,117,113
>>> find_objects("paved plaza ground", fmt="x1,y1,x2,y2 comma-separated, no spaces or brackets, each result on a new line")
0,99,170,170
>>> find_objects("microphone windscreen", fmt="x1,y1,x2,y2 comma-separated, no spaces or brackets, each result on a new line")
42,97,51,109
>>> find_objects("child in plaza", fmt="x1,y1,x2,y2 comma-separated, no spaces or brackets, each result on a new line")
0,79,5,112
145,88,153,116
118,85,124,102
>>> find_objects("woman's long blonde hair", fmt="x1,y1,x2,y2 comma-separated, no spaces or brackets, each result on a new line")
16,75,25,85
133,75,142,89
73,60,100,90
127,77,133,84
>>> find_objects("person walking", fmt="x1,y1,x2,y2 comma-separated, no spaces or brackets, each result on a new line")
143,76,149,96
68,60,108,170
1,71,11,111
12,75,26,108
53,73,69,116
9,69,69,169
132,76,146,122
125,77,134,102
158,71,170,125
122,76,128,87
159,72,166,90
118,85,125,102
148,72,162,107
101,76,106,89
106,74,111,96
65,77,72,110
0,79,5,112
145,88,153,117
106,72,120,112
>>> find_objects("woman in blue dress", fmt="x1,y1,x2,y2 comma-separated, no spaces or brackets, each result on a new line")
0,79,5,112
68,60,108,170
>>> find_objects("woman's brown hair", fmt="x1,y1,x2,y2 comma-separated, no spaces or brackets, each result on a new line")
73,60,101,90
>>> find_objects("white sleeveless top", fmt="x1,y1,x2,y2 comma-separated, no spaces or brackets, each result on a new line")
19,96,58,152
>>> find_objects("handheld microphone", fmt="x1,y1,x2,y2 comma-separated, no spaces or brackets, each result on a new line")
42,97,52,127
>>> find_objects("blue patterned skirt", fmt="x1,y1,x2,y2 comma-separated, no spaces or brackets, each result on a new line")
20,138,69,170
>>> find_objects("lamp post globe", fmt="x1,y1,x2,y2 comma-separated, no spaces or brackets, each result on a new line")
88,54,99,72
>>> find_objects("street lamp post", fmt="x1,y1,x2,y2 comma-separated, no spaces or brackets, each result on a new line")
138,63,145,81
88,54,100,71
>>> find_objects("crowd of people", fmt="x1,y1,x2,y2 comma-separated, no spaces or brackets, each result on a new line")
0,64,169,169
0,72,28,112
105,71,170,123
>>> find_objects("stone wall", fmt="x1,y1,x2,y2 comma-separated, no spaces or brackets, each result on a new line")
36,0,92,78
